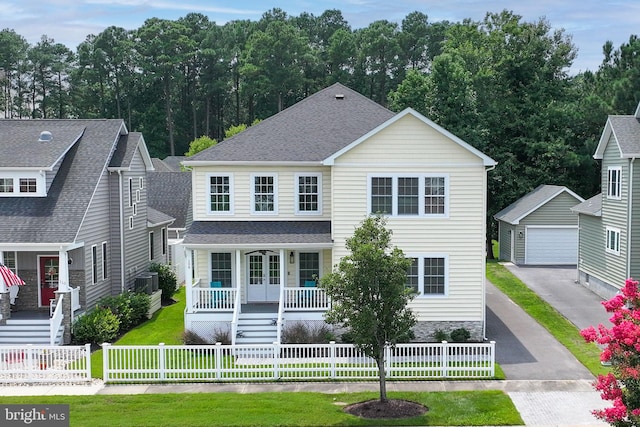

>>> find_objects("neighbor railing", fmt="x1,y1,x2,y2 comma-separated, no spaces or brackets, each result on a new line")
0,344,92,383
283,287,330,311
102,341,495,383
50,294,64,346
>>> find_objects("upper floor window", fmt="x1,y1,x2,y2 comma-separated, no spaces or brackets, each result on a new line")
149,231,155,261
91,245,98,284
369,174,448,217
252,174,277,214
19,178,37,193
296,173,321,215
607,167,622,199
406,255,448,296
0,178,14,193
606,227,621,255
208,174,233,214
102,242,108,280
129,178,134,207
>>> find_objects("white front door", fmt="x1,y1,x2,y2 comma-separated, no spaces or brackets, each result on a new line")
247,253,281,302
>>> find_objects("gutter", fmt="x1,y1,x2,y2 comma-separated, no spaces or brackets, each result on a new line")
117,170,126,293
628,158,635,280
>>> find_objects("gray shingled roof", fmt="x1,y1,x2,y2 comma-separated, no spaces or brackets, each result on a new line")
571,193,602,217
151,158,174,172
0,119,125,243
162,156,185,171
185,83,395,163
0,121,87,168
609,116,640,157
147,172,192,229
109,132,143,169
147,207,175,227
494,185,583,225
184,221,332,246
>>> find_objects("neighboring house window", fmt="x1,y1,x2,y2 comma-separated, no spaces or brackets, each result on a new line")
208,174,232,213
406,255,448,296
252,174,277,214
133,203,137,216
19,178,36,193
129,178,134,207
139,177,144,189
149,232,155,261
0,178,14,193
102,242,108,280
162,228,167,256
369,175,448,217
298,252,319,286
211,252,232,287
607,167,622,199
2,251,17,273
91,245,97,284
136,189,140,203
606,227,621,255
296,173,321,214
129,216,133,229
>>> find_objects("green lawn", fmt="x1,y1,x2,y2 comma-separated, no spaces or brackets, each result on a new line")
486,261,607,376
1,390,522,426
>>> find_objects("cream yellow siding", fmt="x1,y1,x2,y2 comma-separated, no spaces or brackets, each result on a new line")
192,166,331,221
331,114,488,322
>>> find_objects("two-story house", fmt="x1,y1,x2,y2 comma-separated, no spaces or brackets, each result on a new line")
0,119,172,345
181,83,496,344
573,103,640,299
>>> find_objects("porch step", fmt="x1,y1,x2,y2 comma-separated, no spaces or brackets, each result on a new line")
235,313,278,345
0,319,63,345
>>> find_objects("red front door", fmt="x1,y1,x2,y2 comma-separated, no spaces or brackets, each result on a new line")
40,256,59,307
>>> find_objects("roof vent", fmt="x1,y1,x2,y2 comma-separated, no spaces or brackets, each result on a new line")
335,94,344,100
38,131,53,142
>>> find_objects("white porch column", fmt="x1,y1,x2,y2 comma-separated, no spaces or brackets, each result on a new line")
0,251,6,293
57,250,70,292
235,249,241,291
184,247,193,313
279,249,286,288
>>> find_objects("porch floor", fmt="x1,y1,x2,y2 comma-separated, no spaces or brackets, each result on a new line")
7,310,49,320
241,303,278,313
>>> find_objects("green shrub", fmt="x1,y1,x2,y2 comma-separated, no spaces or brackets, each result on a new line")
72,307,120,345
450,328,471,343
150,263,178,302
282,322,335,344
97,294,133,332
434,329,449,342
129,292,151,325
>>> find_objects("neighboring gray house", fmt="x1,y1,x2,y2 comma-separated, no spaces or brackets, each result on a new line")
494,185,584,265
573,104,640,299
0,119,172,345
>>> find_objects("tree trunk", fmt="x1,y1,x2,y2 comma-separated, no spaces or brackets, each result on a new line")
377,347,387,403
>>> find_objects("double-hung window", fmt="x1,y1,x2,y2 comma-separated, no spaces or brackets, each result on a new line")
296,173,321,214
208,174,233,214
211,253,232,287
607,167,622,199
606,227,621,255
405,255,448,296
298,252,320,286
369,174,448,217
252,174,277,214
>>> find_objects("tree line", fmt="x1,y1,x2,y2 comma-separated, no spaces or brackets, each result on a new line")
1,8,639,230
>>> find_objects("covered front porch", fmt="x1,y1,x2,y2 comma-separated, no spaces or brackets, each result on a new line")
182,221,334,344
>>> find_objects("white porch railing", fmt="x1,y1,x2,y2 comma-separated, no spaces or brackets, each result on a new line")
71,286,81,312
230,287,242,345
283,287,329,311
50,294,64,346
101,341,495,383
0,344,92,383
192,287,237,311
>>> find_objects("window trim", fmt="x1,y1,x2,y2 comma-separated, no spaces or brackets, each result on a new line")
91,245,98,285
297,251,322,286
207,173,234,215
149,231,155,261
367,174,449,217
129,178,134,207
102,241,108,280
295,173,322,215
251,173,278,215
2,251,17,273
209,252,234,287
606,226,621,256
161,228,167,256
405,253,449,297
607,166,622,200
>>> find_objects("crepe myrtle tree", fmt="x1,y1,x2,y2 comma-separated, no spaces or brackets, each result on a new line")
321,215,417,402
582,278,640,426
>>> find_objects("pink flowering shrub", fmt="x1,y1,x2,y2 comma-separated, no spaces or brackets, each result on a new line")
581,278,640,426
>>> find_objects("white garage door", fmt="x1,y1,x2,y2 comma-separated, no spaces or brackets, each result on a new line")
525,227,578,265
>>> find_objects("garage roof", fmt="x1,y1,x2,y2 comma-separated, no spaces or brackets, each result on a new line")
494,185,584,225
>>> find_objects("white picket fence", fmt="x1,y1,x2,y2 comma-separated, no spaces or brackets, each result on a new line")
102,341,495,383
0,344,92,383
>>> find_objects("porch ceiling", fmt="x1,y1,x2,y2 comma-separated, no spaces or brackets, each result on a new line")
183,221,332,246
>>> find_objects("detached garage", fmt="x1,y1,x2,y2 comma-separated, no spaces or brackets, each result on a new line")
494,185,584,265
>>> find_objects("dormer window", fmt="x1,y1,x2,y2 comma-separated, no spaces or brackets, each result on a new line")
0,173,44,197
0,178,14,193
19,178,37,193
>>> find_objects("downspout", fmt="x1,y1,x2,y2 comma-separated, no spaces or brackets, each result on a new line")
483,164,496,341
627,158,635,280
117,170,126,293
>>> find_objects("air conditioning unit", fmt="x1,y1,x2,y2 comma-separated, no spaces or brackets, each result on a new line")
148,271,159,293
134,274,153,295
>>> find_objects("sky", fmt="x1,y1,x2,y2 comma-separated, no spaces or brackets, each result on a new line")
1,0,639,74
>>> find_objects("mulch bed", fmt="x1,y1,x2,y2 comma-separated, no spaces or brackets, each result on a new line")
344,399,428,419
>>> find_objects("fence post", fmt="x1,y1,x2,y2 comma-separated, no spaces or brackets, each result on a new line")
159,343,166,381
490,341,496,377
384,343,392,379
215,342,222,380
441,341,448,378
330,341,336,379
25,344,34,381
102,343,110,383
84,344,92,381
273,342,280,380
